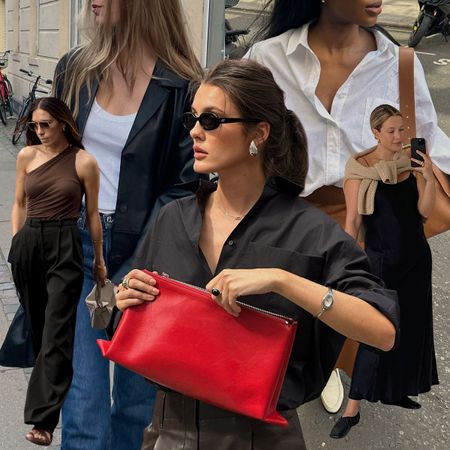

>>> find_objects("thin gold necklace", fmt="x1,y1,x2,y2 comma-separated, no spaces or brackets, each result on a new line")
216,198,250,221
217,205,243,220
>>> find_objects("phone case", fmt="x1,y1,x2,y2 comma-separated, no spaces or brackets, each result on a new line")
411,138,426,167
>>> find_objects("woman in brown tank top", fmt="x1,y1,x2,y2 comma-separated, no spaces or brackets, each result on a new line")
8,97,106,446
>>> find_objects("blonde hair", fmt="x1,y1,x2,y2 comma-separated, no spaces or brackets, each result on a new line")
370,104,402,131
55,0,202,117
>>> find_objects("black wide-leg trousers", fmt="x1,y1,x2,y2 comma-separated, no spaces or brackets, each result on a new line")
8,218,84,432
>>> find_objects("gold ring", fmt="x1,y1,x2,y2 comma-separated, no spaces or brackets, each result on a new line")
121,278,130,289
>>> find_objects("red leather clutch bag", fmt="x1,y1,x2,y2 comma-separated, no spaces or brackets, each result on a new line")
97,271,297,426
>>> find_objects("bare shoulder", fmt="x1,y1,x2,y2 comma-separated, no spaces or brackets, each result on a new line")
75,149,99,182
17,145,38,166
75,148,98,168
18,145,37,158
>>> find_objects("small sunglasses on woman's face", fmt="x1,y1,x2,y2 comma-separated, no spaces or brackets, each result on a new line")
182,112,259,131
27,120,55,131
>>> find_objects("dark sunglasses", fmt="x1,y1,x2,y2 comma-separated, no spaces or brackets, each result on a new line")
182,112,259,131
27,120,54,131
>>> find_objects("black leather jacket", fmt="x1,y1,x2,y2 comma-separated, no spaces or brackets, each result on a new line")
54,51,202,282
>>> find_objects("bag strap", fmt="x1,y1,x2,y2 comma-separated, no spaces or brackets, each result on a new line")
95,282,104,307
399,47,450,207
399,46,416,145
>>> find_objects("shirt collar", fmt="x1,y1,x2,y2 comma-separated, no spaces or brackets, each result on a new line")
286,23,311,56
153,59,188,89
178,176,304,198
286,23,390,57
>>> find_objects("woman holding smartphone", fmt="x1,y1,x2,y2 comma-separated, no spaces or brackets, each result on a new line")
331,104,438,438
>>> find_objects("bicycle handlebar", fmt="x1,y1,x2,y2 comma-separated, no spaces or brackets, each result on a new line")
20,68,33,77
19,69,53,85
226,29,249,38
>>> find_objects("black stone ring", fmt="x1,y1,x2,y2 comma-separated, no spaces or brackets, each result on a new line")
211,288,221,296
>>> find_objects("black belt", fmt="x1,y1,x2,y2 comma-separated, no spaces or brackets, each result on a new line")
26,218,78,227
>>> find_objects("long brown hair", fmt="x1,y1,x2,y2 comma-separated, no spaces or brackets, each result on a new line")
55,0,203,117
198,59,308,189
23,97,84,148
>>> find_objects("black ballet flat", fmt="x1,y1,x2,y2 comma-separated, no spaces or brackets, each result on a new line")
382,396,421,409
329,412,360,439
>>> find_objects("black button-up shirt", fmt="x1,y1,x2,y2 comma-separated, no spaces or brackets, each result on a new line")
134,178,399,409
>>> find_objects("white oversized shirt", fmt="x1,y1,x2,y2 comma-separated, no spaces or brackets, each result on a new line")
246,24,450,196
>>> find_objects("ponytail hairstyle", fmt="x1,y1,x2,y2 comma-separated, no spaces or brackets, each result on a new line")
256,0,322,41
23,97,84,149
370,104,402,131
199,59,308,190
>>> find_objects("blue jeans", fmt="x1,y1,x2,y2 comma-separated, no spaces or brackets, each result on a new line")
61,211,156,450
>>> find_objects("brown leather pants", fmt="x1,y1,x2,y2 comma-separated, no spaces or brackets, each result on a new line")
141,390,306,450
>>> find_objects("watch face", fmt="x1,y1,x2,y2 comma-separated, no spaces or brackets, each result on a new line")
324,291,333,309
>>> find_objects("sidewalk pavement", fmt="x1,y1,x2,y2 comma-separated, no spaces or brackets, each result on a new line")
0,120,61,449
378,0,419,29
236,0,420,29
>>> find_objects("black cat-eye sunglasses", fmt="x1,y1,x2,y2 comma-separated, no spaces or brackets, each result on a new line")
182,112,259,131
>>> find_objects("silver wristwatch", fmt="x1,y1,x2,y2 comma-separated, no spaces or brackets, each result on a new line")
315,288,334,319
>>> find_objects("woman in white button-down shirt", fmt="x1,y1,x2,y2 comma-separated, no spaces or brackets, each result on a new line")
246,0,450,428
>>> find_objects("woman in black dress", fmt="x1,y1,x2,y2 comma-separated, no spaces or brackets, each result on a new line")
331,104,438,438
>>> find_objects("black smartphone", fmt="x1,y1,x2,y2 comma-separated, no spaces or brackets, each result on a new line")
410,138,426,167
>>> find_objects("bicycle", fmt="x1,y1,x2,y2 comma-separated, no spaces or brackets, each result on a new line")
12,69,52,145
0,50,14,126
225,0,250,59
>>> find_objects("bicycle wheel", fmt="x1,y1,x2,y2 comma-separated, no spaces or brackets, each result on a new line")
12,100,30,145
0,90,6,126
408,12,434,48
4,79,13,116
5,77,13,97
0,102,6,125
4,97,13,117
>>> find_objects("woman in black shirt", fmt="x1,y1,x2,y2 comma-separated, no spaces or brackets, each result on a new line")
115,59,398,450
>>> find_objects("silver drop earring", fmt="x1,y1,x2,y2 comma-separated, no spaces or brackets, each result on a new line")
249,140,258,157
321,0,325,3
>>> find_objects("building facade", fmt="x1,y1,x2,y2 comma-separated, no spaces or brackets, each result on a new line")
4,0,212,111
0,1,6,52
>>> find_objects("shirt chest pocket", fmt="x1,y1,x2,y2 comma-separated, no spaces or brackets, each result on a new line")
244,242,325,283
361,97,400,148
